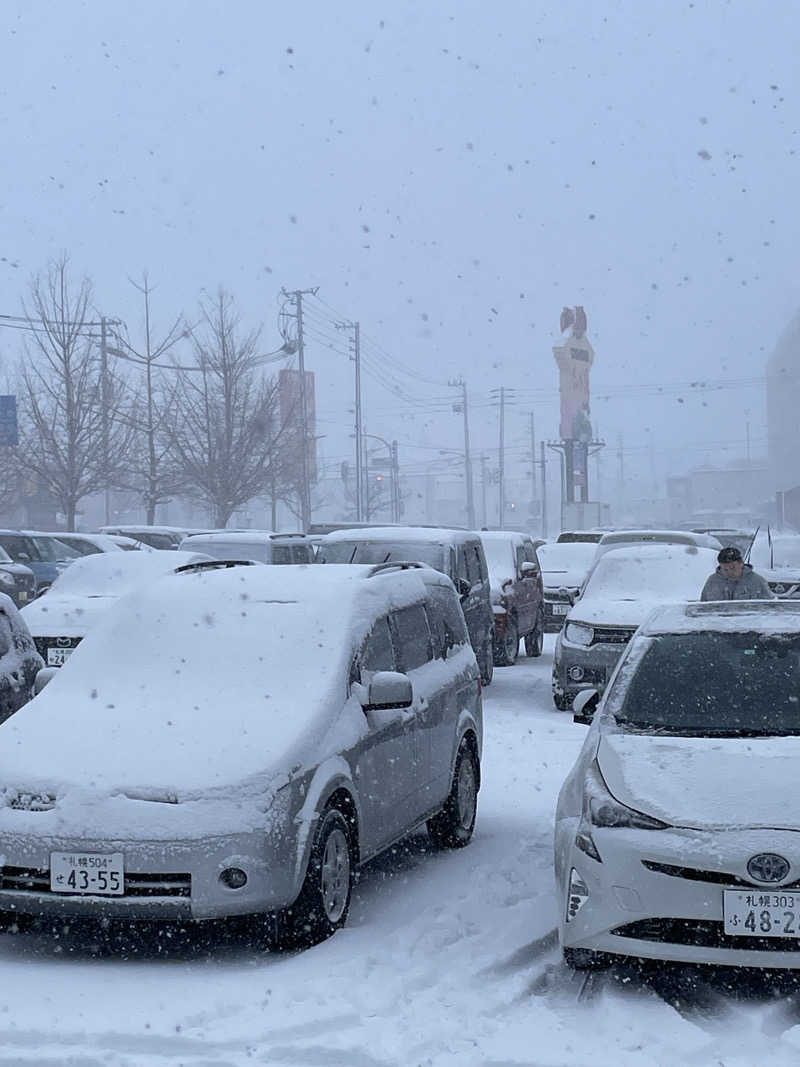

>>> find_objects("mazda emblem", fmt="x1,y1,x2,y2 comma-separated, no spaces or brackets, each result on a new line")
55,637,72,648
747,853,791,884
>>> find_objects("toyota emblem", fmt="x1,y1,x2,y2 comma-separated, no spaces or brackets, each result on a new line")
747,853,791,883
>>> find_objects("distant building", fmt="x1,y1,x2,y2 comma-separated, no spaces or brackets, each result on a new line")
767,311,800,492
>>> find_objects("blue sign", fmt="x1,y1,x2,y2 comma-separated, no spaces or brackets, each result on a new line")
0,396,18,446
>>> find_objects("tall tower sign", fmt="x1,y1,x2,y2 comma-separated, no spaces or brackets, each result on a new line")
550,307,603,516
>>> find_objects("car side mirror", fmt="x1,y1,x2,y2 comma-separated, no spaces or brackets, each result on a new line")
572,688,599,725
521,561,539,578
361,671,413,711
33,667,58,695
456,577,471,598
17,552,30,563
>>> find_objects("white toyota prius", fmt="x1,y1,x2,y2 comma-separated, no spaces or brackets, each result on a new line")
555,599,800,970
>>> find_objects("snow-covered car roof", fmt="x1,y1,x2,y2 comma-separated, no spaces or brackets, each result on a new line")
597,528,722,550
44,532,125,553
3,563,441,795
180,531,310,544
322,525,472,545
98,525,187,535
641,598,800,636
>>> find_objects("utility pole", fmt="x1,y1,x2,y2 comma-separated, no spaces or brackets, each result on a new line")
617,433,624,521
449,378,475,528
100,316,110,525
540,441,547,539
480,453,488,528
281,287,318,530
528,411,537,527
336,320,363,521
391,440,400,522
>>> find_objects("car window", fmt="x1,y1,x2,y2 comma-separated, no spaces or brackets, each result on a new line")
360,617,395,676
522,540,537,565
291,544,312,563
466,542,485,586
0,535,37,562
427,588,469,658
514,546,526,575
270,544,291,564
390,603,432,671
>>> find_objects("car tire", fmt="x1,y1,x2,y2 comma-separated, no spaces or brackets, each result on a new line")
552,674,571,711
563,946,612,970
274,806,353,948
494,616,519,666
480,639,494,686
524,612,544,658
427,741,479,849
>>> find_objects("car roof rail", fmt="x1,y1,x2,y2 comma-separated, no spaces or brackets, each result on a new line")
174,559,257,575
269,532,309,540
366,561,429,577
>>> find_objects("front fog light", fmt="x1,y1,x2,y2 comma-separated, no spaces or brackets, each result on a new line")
219,867,248,889
567,867,589,922
568,665,585,682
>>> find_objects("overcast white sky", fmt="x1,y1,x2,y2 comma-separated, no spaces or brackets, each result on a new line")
2,0,798,491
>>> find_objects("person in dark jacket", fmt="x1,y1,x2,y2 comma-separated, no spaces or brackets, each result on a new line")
700,545,775,601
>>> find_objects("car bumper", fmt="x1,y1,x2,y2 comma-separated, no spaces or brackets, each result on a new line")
552,634,623,702
0,829,300,923
559,823,800,968
543,596,572,632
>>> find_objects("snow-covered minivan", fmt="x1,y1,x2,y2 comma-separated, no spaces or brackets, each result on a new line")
0,561,482,947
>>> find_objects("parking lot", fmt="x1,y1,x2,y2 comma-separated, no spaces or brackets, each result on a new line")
0,638,798,1066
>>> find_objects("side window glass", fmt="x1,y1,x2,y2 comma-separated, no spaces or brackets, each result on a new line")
455,547,469,585
429,588,468,657
515,546,526,575
292,544,311,563
466,543,483,586
271,545,291,564
390,604,432,671
361,617,394,675
523,540,537,564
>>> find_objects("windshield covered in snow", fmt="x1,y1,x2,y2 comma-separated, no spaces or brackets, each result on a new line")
318,540,445,570
582,546,713,602
537,542,596,581
616,631,800,736
479,537,516,588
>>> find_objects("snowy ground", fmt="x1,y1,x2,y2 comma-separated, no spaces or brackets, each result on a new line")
3,638,800,1065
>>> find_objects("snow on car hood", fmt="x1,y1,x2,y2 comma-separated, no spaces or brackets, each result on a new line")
568,598,663,629
21,593,117,638
598,731,800,828
0,564,426,799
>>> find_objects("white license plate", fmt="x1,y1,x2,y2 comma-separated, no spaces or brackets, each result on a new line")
18,592,28,603
723,889,800,937
47,647,73,666
50,852,124,895
552,603,569,616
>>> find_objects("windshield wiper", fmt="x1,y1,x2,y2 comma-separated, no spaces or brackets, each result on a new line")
618,721,800,738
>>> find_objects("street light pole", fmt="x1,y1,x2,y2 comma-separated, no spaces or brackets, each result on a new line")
449,378,475,528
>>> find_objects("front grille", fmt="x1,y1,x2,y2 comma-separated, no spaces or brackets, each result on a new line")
8,793,57,812
612,917,800,953
589,625,637,647
33,636,82,659
0,866,191,898
643,859,800,891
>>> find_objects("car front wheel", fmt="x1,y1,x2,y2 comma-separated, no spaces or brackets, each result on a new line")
275,806,353,948
427,741,479,849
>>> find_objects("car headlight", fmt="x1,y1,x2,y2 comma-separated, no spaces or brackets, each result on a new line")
583,760,668,831
565,621,593,646
0,572,15,589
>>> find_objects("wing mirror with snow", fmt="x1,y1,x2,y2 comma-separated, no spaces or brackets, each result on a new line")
362,671,413,712
33,667,58,695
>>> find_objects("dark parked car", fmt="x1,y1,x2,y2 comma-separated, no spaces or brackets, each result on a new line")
317,526,496,685
0,531,77,595
478,531,544,664
0,548,37,609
